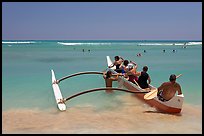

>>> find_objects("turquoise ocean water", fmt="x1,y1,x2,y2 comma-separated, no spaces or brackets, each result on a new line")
2,40,202,111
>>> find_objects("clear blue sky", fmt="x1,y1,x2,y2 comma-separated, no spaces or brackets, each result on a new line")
2,2,202,40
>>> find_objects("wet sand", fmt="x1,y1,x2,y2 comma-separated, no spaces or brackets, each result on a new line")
2,94,202,134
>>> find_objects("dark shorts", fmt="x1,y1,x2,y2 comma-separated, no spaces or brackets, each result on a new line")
115,69,123,73
157,91,168,102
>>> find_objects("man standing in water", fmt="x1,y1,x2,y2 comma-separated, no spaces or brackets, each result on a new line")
157,74,182,101
103,70,120,93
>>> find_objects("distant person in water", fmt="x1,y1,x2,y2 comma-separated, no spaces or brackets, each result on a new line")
137,53,142,57
183,43,187,48
103,70,120,93
108,56,124,73
172,49,176,53
163,49,165,53
157,74,182,101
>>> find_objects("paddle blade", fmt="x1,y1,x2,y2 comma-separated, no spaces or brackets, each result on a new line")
144,89,158,100
176,74,182,78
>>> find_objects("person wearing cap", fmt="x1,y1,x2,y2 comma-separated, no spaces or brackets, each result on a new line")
126,62,140,84
157,74,182,101
120,60,137,74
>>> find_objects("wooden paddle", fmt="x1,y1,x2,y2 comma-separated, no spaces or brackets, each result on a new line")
133,79,142,89
143,88,158,100
176,74,182,78
144,74,182,100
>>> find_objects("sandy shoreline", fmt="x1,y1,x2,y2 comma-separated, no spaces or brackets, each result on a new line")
2,95,202,134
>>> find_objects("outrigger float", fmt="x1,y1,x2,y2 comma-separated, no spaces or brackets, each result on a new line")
51,56,184,113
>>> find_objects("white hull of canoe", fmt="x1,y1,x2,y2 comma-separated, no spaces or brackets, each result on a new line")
106,56,184,113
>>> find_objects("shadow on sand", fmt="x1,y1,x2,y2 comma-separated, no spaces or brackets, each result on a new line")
143,110,182,116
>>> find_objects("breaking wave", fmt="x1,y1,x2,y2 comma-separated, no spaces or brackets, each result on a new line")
2,41,202,46
2,41,36,44
186,42,202,45
57,42,112,46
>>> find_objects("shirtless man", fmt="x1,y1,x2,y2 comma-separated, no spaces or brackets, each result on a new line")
108,56,124,73
157,74,182,101
103,70,119,93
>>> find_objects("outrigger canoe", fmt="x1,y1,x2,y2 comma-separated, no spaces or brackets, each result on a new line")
106,56,184,113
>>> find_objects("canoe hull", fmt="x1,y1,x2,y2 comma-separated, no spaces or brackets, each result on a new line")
118,72,183,114
107,56,184,114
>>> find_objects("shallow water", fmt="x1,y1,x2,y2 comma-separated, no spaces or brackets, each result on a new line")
2,94,202,134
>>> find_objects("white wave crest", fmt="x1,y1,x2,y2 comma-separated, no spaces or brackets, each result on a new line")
186,42,202,45
57,42,112,46
2,41,36,44
138,42,202,46
138,43,173,46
